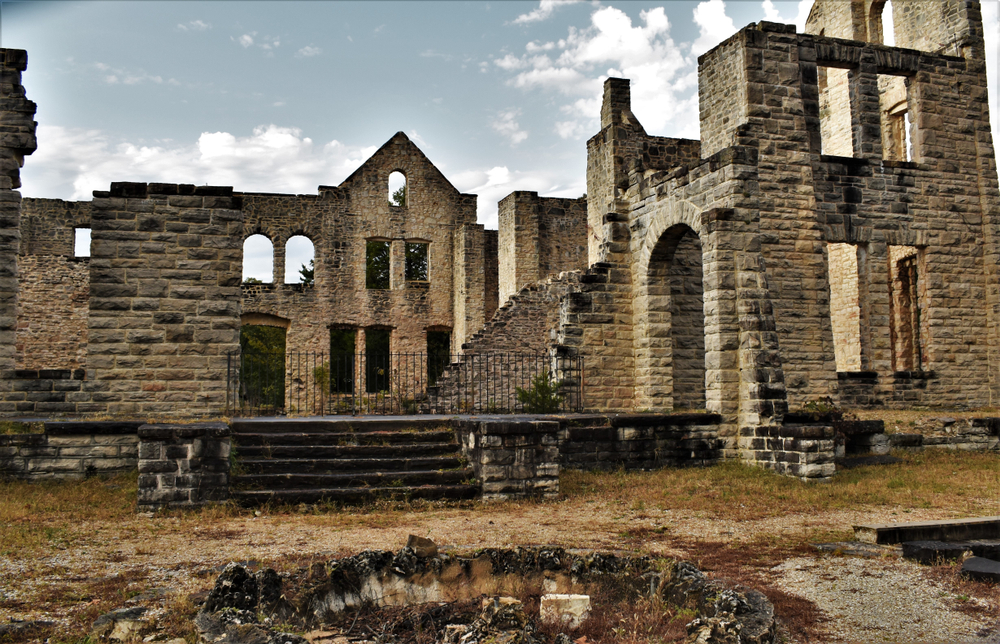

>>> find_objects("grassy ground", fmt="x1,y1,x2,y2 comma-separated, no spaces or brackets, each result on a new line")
1,449,998,643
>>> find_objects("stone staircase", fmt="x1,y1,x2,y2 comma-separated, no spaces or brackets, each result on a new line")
229,418,479,505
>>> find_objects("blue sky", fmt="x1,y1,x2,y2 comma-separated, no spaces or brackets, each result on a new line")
4,0,998,279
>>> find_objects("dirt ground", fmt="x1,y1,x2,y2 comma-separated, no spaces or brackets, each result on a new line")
2,485,999,644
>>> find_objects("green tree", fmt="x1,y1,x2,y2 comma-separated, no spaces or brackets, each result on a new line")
299,259,314,286
390,184,407,207
366,241,390,289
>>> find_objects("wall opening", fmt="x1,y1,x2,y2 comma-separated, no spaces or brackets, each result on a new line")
645,224,706,410
405,242,429,281
366,240,391,289
365,328,391,393
389,171,407,207
818,65,854,156
329,327,356,394
74,227,92,258
427,329,451,386
869,0,895,45
239,324,286,411
889,246,924,371
284,235,315,285
827,243,863,372
879,72,913,162
243,234,274,283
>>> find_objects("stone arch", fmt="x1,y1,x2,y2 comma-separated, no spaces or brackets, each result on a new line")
284,234,316,284
241,312,290,329
388,170,407,206
242,233,275,283
633,202,711,411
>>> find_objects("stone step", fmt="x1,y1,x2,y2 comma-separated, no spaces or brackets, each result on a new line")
239,455,465,475
235,442,459,460
230,418,453,434
235,468,475,491
901,540,1000,564
961,557,1000,583
855,516,1000,545
233,430,456,447
231,483,479,506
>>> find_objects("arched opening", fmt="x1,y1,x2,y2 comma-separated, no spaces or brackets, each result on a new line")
643,224,707,410
239,322,287,413
388,171,407,207
284,235,315,284
869,0,895,46
243,234,274,283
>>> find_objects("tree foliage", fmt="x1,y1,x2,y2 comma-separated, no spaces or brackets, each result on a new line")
516,372,564,414
299,259,314,286
390,184,407,207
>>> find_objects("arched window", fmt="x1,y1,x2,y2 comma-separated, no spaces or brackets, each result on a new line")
388,171,407,207
243,234,274,283
284,235,315,284
869,0,895,45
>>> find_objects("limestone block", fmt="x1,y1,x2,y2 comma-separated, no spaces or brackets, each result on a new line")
540,594,591,628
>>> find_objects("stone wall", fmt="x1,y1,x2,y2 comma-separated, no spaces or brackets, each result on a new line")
456,419,559,500
136,422,230,510
497,192,587,306
0,49,37,377
87,182,243,417
827,242,861,371
698,34,747,158
15,255,89,369
0,421,141,479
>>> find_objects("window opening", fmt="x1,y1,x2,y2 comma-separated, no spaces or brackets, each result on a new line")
243,234,274,283
827,243,863,372
284,235,315,284
889,246,923,371
239,324,286,412
870,0,895,46
880,72,913,162
405,242,429,281
818,65,853,156
365,328,390,393
329,328,356,394
427,330,450,386
366,240,391,289
389,171,407,207
74,227,92,258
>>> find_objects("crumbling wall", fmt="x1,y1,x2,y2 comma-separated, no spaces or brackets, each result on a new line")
497,192,587,306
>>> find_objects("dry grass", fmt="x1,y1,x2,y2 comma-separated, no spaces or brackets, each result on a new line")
0,473,137,556
561,450,1000,521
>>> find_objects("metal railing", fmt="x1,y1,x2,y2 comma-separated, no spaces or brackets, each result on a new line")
226,351,583,417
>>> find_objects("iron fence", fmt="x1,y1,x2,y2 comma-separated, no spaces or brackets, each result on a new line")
226,350,583,416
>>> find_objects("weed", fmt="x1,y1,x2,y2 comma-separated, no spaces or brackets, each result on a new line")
0,421,44,435
515,372,564,413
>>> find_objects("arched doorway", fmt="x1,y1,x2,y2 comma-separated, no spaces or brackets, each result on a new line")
642,224,707,410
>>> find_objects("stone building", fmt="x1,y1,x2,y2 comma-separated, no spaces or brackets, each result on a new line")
1,0,999,480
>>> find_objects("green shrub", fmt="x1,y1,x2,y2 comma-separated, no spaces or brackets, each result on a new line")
516,372,564,414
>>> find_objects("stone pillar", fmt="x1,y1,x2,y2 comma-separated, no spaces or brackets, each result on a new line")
137,422,230,510
497,191,540,306
87,183,242,417
453,223,485,352
0,49,37,374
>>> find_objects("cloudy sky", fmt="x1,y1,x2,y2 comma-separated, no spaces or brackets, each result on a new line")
4,0,998,278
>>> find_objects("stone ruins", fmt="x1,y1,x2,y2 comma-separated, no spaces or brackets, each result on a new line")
1,0,998,479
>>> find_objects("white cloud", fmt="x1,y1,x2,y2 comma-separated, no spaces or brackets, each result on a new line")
451,166,586,229
492,109,529,145
760,0,811,31
20,124,378,202
692,0,738,56
94,62,164,86
238,34,254,48
296,45,322,58
177,20,211,32
495,5,700,139
408,130,429,148
513,0,582,25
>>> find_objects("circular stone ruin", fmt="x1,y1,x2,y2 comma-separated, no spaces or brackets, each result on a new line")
193,545,777,644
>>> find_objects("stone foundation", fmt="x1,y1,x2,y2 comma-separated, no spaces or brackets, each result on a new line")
136,422,230,510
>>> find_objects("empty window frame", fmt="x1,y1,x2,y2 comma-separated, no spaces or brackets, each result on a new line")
284,235,315,285
427,329,450,386
366,240,391,289
880,73,913,162
818,65,854,157
239,324,286,411
868,0,895,46
365,327,391,393
329,327,356,394
827,243,863,372
243,234,274,283
888,246,924,371
389,171,407,207
405,242,429,281
74,227,92,258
